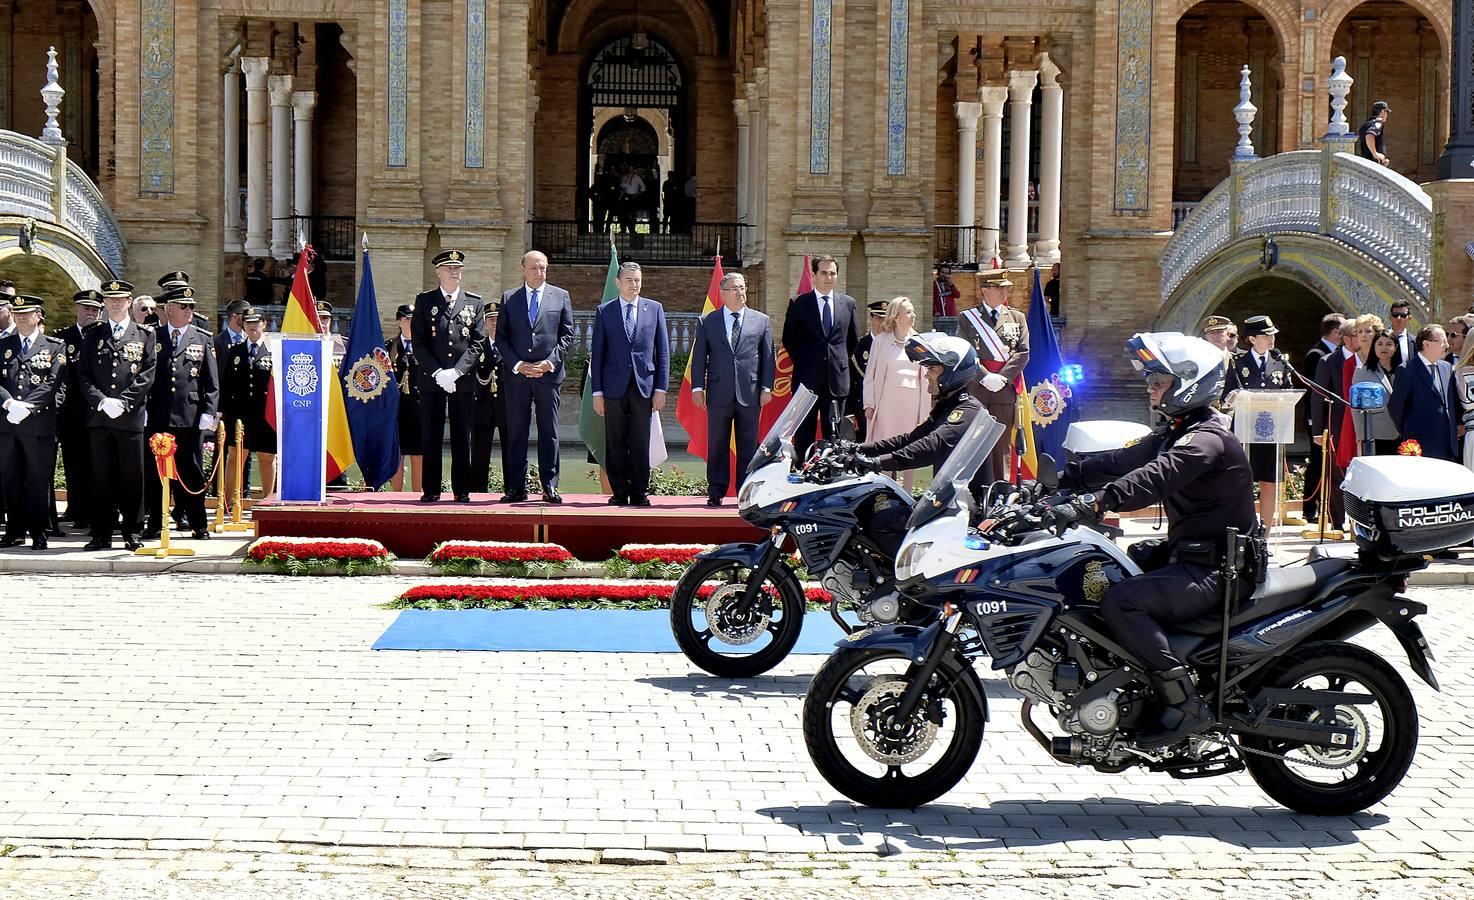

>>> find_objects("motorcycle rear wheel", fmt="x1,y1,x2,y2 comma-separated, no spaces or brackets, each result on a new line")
1241,641,1417,816
669,556,806,678
803,645,985,808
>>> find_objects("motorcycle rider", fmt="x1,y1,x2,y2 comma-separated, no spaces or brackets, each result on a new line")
1056,332,1256,749
845,333,984,557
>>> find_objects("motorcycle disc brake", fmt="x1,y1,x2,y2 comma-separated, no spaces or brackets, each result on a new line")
704,583,771,646
850,675,940,765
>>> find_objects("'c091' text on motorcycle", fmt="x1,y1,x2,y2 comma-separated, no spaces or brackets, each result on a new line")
802,412,1474,814
669,386,933,678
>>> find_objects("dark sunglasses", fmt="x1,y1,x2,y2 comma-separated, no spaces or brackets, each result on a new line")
1390,312,1409,319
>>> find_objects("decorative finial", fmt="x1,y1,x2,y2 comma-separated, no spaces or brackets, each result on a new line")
1233,65,1257,161
40,46,66,146
1326,56,1353,138
361,231,369,252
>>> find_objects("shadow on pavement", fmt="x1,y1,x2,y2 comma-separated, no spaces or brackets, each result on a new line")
636,673,813,700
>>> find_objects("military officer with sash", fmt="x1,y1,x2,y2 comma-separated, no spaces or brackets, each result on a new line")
411,249,484,503
78,279,157,551
55,289,104,530
0,296,66,549
1223,314,1291,526
144,286,220,540
220,307,276,500
470,299,505,494
962,270,1030,482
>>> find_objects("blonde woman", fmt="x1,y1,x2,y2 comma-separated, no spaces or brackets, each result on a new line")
862,297,929,488
1456,321,1474,470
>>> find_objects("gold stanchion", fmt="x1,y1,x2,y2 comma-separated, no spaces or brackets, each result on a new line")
137,435,194,557
1278,443,1306,527
223,420,250,533
212,421,228,533
1299,428,1344,542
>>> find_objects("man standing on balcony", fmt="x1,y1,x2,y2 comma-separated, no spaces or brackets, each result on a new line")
783,255,860,459
496,250,575,503
964,271,1029,482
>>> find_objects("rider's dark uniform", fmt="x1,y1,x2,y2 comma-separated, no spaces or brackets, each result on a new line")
1072,407,1255,671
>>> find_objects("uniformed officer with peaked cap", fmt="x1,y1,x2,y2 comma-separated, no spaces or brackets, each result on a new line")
144,285,219,540
220,306,275,500
470,298,506,493
411,249,484,503
0,295,66,549
845,298,889,442
55,289,104,529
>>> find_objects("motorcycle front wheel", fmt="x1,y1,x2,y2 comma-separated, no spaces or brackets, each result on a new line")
1241,641,1417,816
802,645,985,808
669,556,806,678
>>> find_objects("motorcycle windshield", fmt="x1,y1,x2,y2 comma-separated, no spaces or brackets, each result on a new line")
905,409,1005,530
748,385,819,473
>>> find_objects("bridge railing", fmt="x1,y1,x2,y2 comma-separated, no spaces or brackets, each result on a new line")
0,130,124,273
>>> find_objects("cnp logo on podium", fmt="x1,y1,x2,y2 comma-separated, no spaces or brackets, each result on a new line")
272,335,333,502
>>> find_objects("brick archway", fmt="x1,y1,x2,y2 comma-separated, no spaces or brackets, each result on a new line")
557,0,719,57
1320,0,1451,58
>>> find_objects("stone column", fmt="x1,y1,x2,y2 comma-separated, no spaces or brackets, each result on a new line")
291,90,316,226
1437,0,1474,178
734,97,750,255
1004,68,1038,268
1035,55,1063,264
240,57,270,258
978,86,1007,267
750,72,768,260
268,74,294,259
954,101,981,264
526,87,538,244
223,59,242,252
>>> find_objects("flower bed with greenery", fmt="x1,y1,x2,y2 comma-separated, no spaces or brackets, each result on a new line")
388,580,833,611
603,543,713,579
426,540,575,576
243,537,395,576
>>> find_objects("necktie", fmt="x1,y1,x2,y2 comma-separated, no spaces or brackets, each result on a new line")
1258,355,1267,379
528,288,540,324
171,328,180,345
988,307,999,329
21,337,30,355
248,342,257,360
729,311,740,348
624,301,635,341
821,296,833,337
113,323,123,340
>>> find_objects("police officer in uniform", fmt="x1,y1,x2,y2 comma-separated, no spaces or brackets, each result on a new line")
78,280,157,551
158,271,210,332
846,333,986,558
411,249,484,503
0,296,65,549
470,299,505,494
387,304,423,493
144,286,220,540
845,300,888,442
220,307,275,500
56,289,104,529
1223,315,1291,526
1060,331,1255,748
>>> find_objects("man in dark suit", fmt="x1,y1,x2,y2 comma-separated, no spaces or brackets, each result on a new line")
214,299,250,362
411,249,484,503
1390,325,1461,462
0,295,65,549
1301,313,1345,522
592,262,670,507
78,280,157,551
145,286,220,540
690,272,775,506
782,254,860,460
1311,319,1359,526
470,300,506,493
56,289,104,529
496,250,575,503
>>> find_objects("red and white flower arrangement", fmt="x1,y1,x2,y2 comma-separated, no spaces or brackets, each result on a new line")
243,536,395,575
391,579,832,610
605,543,713,578
426,540,575,576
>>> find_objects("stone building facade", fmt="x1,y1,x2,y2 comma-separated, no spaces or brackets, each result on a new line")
0,0,1458,389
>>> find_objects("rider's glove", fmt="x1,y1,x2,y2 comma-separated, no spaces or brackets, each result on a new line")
851,453,882,473
1042,494,1100,534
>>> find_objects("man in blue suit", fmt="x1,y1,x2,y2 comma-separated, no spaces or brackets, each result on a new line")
1389,324,1461,462
496,250,575,503
591,262,669,507
690,272,775,506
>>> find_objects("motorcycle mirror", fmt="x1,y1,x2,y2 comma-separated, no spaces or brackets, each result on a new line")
1036,453,1060,491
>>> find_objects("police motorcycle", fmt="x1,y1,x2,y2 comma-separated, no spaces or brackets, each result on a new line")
802,411,1474,814
670,385,932,678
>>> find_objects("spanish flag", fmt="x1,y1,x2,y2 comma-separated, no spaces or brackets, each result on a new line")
674,256,724,460
266,247,355,481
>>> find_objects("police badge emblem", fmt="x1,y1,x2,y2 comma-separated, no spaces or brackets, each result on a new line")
1241,366,1251,378
345,347,394,404
123,342,143,362
1029,381,1067,426
947,409,965,424
1082,561,1110,603
286,351,319,398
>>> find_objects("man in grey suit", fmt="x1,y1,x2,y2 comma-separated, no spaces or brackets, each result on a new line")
690,272,776,506
496,250,575,503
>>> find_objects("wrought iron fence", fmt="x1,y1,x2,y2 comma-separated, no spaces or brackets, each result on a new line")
531,220,746,266
933,226,980,269
288,215,357,261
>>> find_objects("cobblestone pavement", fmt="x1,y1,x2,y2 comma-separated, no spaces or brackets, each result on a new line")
2,574,1473,897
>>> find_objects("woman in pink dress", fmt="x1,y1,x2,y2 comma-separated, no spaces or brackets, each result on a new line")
862,297,930,489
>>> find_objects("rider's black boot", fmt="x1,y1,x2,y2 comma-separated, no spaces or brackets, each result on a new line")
1136,666,1213,750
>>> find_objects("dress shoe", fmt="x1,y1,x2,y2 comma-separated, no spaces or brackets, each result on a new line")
0,535,24,548
48,526,66,538
630,496,652,508
607,496,629,506
82,538,112,551
141,528,161,540
543,491,563,505
705,498,722,508
454,494,471,504
123,537,144,552
31,536,47,551
499,493,529,504
419,493,441,504
191,529,211,541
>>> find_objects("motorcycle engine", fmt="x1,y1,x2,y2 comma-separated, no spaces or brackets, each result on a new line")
820,560,858,604
857,591,902,625
1009,651,1067,707
1009,650,1121,737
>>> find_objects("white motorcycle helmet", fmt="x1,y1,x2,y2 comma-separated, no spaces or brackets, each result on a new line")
1124,331,1226,417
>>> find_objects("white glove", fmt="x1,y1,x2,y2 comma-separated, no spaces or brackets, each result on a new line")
981,373,1007,393
199,413,217,433
100,398,125,419
5,401,30,425
434,369,460,393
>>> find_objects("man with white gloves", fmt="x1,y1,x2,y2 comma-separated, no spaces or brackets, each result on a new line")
78,280,158,551
0,295,65,550
142,286,219,541
411,249,485,504
964,270,1030,482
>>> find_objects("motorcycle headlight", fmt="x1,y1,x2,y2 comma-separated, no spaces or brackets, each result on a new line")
738,477,765,510
896,541,933,581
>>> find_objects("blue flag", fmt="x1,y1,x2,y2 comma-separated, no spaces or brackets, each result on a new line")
275,335,331,502
1019,267,1077,473
339,248,401,489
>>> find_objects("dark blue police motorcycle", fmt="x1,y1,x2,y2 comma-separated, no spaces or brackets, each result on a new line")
803,414,1473,814
670,386,930,678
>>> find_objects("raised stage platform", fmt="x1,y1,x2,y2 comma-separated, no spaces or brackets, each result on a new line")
251,493,763,560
